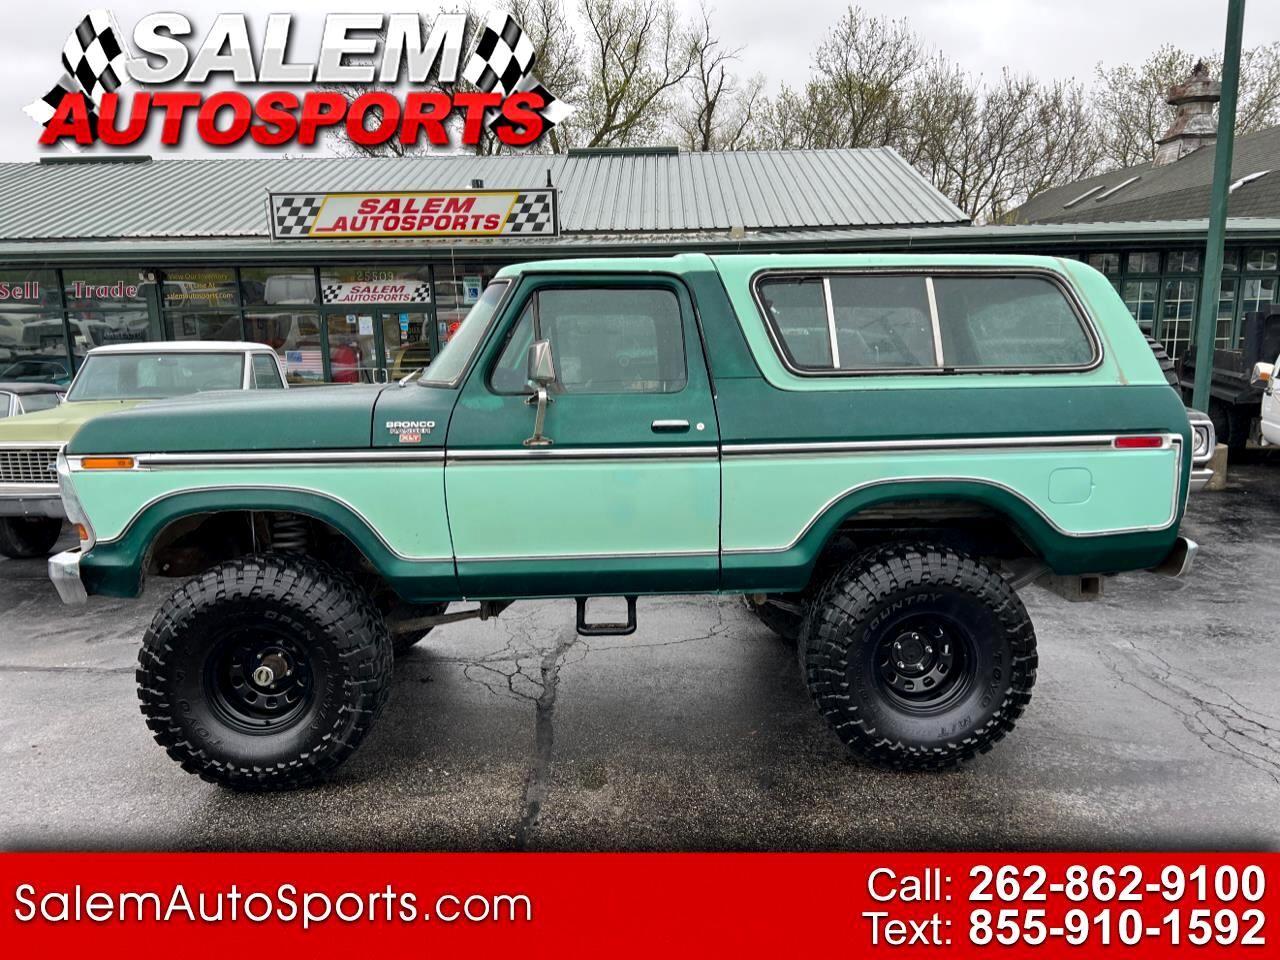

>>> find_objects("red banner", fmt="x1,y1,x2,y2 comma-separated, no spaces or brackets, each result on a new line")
2,853,1274,956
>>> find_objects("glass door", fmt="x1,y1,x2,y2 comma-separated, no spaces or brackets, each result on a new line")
323,312,380,383
381,311,434,381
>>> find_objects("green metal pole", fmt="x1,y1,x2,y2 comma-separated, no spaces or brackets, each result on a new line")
1191,0,1246,411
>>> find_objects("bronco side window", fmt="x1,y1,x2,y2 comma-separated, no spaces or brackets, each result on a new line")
933,276,1095,368
490,287,687,395
756,270,1097,374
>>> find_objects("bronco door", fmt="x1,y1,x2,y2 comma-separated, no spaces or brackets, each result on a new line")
445,274,720,598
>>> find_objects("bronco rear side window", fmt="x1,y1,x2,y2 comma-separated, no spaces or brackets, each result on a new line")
755,270,1097,374
933,276,1094,368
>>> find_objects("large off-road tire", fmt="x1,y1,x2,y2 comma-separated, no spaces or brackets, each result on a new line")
0,517,63,559
137,555,394,791
390,601,449,655
800,542,1037,770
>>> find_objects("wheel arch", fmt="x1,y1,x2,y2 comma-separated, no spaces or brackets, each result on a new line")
80,486,454,600
723,478,1072,594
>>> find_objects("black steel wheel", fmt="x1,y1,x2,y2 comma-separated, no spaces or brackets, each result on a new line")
0,517,63,559
137,555,393,790
801,542,1037,770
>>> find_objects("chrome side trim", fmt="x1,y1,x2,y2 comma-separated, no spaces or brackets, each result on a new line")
71,450,446,470
94,483,453,563
448,446,719,462
457,549,719,563
724,445,1183,554
721,433,1173,456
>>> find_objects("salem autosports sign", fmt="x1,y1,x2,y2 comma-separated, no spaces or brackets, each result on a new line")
27,10,571,151
269,189,557,239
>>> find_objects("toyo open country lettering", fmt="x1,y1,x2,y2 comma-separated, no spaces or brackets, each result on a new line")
48,253,1211,790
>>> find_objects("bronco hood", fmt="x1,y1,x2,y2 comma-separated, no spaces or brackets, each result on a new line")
66,386,394,454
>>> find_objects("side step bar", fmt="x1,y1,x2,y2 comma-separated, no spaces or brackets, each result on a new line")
576,596,638,636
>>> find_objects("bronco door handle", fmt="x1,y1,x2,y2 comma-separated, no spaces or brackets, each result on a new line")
651,419,690,433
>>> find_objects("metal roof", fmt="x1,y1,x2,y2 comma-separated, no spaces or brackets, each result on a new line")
0,217,1275,265
0,148,967,242
1013,125,1280,224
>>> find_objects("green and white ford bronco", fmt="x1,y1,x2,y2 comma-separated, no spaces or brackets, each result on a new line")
50,253,1201,790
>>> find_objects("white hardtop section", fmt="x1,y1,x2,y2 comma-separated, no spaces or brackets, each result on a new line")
85,341,276,356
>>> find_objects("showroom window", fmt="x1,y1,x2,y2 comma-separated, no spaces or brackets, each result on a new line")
61,268,152,364
244,310,325,385
0,269,72,384
240,267,317,306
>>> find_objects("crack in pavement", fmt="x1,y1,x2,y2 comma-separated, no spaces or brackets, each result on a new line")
1101,641,1280,785
447,599,733,850
513,628,578,851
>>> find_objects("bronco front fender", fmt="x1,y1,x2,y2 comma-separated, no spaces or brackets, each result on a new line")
79,487,458,602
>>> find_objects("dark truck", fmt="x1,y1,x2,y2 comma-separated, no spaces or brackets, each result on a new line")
1177,309,1280,452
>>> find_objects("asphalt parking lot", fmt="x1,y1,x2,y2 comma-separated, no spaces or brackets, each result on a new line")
2,464,1279,852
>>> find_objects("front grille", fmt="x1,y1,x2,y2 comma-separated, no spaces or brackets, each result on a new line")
0,448,59,485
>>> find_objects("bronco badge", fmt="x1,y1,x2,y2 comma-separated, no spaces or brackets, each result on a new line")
385,419,435,443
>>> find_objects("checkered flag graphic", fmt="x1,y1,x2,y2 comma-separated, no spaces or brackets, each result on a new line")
505,193,555,234
61,10,130,106
464,12,574,135
24,73,100,130
24,9,131,149
273,196,325,238
464,13,536,96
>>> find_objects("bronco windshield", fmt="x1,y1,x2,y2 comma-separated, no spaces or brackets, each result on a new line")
419,280,510,387
67,352,245,401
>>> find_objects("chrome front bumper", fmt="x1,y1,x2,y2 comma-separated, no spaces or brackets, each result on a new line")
48,547,87,605
0,488,65,518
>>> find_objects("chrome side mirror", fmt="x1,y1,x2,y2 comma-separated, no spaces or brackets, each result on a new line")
527,339,557,388
1251,361,1274,386
524,339,555,447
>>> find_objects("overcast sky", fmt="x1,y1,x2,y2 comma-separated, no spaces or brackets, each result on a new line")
3,1,1277,162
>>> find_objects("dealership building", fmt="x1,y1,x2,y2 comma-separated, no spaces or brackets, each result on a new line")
0,134,1277,385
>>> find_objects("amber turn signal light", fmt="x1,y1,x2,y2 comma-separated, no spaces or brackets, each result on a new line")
74,524,90,542
80,457,135,470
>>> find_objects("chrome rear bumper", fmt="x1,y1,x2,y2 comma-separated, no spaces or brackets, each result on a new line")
48,547,87,605
1150,536,1198,578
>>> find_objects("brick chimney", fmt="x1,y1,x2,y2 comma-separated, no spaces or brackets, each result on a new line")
1153,61,1221,165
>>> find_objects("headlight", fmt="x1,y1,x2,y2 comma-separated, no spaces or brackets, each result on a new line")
1192,424,1210,458
1185,410,1215,462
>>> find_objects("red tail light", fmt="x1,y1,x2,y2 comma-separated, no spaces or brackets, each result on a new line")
1114,436,1164,449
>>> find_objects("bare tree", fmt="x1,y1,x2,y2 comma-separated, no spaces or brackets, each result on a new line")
673,4,763,151
805,7,923,149
566,0,703,149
